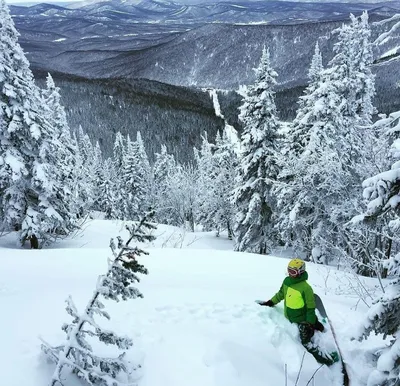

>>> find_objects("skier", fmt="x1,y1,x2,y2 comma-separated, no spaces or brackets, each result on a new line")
259,258,339,366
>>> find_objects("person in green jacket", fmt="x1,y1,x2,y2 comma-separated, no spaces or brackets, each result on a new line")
259,258,338,366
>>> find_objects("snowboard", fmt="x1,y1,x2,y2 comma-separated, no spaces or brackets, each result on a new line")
314,294,350,386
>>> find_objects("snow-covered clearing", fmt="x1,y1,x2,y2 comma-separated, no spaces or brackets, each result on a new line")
0,220,385,386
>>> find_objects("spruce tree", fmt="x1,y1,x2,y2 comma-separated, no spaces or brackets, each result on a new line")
41,212,157,386
275,13,377,263
134,131,152,212
40,73,80,232
0,0,42,235
113,132,126,172
278,69,349,262
163,164,198,231
75,128,99,216
233,47,280,254
330,11,375,125
151,145,176,224
122,135,148,220
284,42,324,159
98,158,120,220
194,132,216,232
360,133,400,385
210,128,238,239
0,1,80,247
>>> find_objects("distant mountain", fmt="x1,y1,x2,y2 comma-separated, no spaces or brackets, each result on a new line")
66,0,400,6
9,0,400,160
11,0,400,24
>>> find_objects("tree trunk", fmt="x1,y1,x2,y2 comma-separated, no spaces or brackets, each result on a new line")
382,238,392,279
227,221,232,240
30,234,39,249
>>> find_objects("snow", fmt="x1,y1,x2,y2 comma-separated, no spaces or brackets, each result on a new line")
379,46,400,60
208,88,240,152
0,219,389,386
375,20,400,45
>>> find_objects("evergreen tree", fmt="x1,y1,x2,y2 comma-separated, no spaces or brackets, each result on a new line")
275,13,377,263
274,43,325,248
233,47,280,254
134,131,152,211
209,128,238,239
0,1,80,247
122,134,149,220
98,158,120,220
151,144,176,224
75,128,99,216
277,69,350,262
41,212,157,386
41,73,80,221
330,11,375,125
164,164,198,231
92,141,104,211
284,42,324,159
113,132,126,172
194,132,216,232
0,0,43,235
359,132,400,385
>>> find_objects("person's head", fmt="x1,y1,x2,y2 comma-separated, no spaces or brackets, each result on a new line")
287,258,306,278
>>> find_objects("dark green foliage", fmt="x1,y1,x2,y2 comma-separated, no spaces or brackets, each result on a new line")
34,71,225,164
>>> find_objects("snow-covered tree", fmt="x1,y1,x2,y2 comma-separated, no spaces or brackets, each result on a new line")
113,132,126,172
343,112,400,276
92,141,105,211
359,128,400,385
41,212,157,386
134,131,152,211
40,73,81,224
98,158,121,220
122,133,151,220
196,129,238,238
151,144,176,224
0,0,42,233
283,42,324,159
274,12,378,263
74,127,102,216
163,164,198,231
194,132,216,231
274,43,325,248
0,1,82,247
233,47,280,254
330,11,375,125
277,68,352,262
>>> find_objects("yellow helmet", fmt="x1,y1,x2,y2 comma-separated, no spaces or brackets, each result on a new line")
288,258,306,278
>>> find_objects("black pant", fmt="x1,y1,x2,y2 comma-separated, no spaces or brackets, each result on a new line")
298,323,337,366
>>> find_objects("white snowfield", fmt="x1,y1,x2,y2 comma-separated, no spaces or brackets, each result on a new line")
0,220,385,386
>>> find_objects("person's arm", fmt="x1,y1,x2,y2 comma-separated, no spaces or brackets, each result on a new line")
271,283,285,305
303,284,317,324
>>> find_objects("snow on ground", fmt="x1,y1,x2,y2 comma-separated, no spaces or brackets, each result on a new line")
0,220,387,386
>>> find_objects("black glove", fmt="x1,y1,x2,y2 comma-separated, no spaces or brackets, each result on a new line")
259,300,274,307
313,320,325,332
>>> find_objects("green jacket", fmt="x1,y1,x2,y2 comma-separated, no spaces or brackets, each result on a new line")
271,271,316,324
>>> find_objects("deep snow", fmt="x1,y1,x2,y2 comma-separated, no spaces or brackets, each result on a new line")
0,220,387,386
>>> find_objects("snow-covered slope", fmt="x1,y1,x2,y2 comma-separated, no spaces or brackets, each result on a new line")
0,220,385,386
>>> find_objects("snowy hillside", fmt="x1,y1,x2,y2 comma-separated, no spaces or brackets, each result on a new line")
0,220,385,386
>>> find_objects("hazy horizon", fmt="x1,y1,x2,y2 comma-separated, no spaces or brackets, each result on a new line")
6,0,395,5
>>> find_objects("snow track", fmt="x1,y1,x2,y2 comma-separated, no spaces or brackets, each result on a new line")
121,301,344,386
